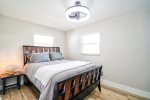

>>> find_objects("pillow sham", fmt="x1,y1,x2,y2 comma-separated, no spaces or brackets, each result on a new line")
30,52,50,63
50,52,64,61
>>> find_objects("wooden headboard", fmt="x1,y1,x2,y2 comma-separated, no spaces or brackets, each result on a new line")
23,45,60,65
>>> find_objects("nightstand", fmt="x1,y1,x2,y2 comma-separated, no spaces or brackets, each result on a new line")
0,71,23,94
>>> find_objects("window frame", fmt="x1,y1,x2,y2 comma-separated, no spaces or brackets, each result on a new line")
81,33,100,56
34,34,54,47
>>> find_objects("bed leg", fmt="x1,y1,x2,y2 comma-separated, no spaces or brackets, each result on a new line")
24,75,27,85
98,81,101,91
24,75,29,86
98,65,102,92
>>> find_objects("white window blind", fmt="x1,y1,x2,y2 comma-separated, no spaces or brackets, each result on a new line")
81,33,100,55
34,34,54,46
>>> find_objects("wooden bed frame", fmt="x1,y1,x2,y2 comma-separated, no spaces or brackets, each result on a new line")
23,45,103,100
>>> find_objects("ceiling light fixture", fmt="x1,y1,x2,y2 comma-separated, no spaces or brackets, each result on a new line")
66,1,90,22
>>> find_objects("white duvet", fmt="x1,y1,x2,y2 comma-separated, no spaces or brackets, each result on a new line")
34,61,90,86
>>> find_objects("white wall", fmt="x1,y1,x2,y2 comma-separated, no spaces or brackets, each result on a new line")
0,15,66,74
66,9,150,93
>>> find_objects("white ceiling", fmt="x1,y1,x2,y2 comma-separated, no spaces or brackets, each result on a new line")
0,0,150,31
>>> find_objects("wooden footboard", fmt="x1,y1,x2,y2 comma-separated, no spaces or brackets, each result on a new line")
53,65,103,100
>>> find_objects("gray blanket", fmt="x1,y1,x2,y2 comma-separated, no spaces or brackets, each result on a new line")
24,59,97,100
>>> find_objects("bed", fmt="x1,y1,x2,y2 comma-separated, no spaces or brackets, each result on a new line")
23,45,102,100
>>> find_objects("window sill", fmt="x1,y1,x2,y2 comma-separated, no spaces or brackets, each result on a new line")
81,53,100,56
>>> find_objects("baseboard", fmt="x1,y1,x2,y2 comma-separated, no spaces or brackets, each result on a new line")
101,79,150,99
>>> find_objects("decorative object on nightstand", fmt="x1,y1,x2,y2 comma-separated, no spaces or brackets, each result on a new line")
6,65,18,74
0,71,23,95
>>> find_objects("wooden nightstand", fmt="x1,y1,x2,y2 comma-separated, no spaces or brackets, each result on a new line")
0,71,23,94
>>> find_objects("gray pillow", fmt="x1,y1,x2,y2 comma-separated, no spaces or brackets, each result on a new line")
50,52,64,61
30,52,50,63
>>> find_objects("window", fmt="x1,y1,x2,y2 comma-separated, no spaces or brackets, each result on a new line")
81,33,100,55
34,34,54,46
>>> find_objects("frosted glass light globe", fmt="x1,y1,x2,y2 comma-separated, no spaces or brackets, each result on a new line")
66,1,90,22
